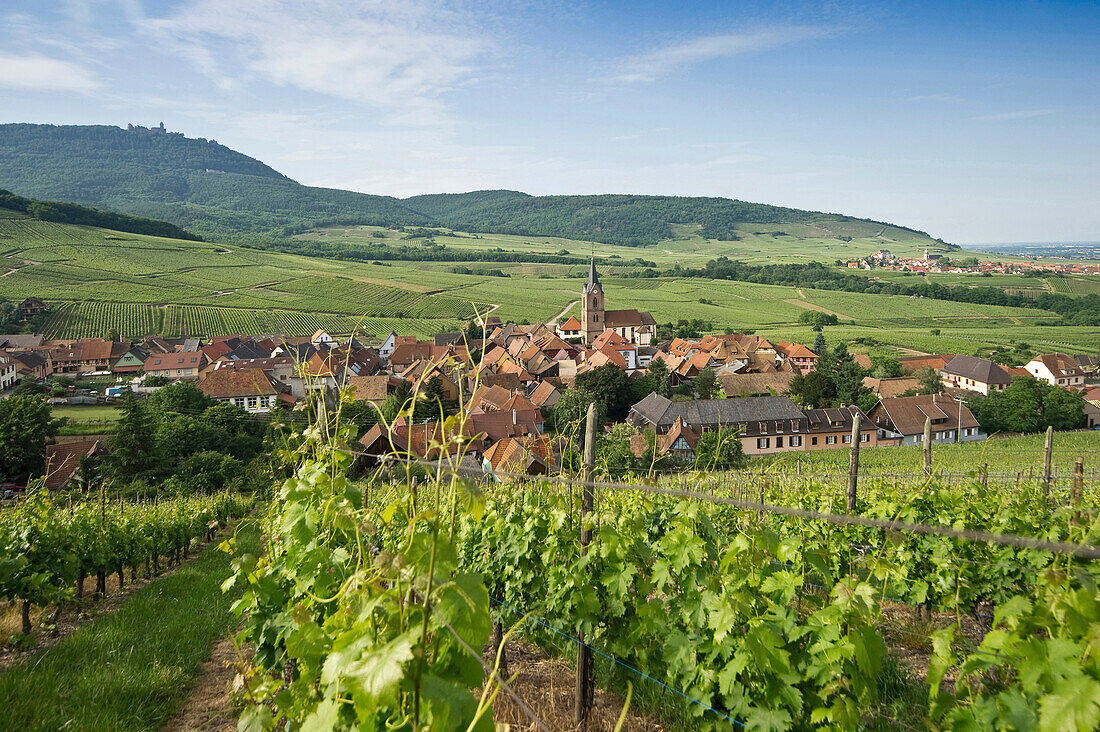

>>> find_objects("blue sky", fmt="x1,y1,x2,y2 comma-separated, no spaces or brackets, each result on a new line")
0,0,1097,244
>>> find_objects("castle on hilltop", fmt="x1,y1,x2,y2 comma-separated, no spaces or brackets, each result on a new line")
127,122,167,134
574,259,656,346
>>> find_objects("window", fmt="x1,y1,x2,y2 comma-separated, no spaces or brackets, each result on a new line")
826,435,837,445
842,435,852,444
592,297,598,308
860,433,869,442
154,359,161,366
247,397,258,408
775,436,783,448
789,435,802,447
811,436,818,446
176,369,182,375
757,437,770,449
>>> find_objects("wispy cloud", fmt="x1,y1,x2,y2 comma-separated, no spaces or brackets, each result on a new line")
0,53,100,92
969,109,1058,122
131,0,490,122
603,26,836,84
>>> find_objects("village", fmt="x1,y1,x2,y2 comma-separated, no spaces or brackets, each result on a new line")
2,262,1097,487
846,248,1100,275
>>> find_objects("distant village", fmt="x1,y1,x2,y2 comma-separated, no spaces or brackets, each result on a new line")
846,248,1100,275
4,260,1100,485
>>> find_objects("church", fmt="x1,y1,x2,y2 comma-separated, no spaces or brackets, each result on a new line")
557,260,657,346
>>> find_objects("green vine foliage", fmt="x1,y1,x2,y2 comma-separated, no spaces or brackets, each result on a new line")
929,570,1100,729
227,418,499,732
231,396,1100,730
458,493,886,730
0,487,252,623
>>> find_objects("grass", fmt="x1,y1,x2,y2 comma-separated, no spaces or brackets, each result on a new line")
51,404,120,423
0,519,260,732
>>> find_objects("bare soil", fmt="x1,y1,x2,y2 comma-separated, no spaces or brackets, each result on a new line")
485,640,665,732
163,636,666,732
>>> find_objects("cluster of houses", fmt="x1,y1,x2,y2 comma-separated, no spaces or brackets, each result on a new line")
9,262,1100,479
845,249,1100,276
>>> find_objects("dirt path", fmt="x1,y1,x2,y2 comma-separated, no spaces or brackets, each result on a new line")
551,299,580,325
163,636,243,732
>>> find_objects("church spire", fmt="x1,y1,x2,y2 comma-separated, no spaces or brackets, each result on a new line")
586,258,600,290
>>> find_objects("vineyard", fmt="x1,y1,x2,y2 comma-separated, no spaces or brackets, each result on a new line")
0,489,253,637
217,410,1100,731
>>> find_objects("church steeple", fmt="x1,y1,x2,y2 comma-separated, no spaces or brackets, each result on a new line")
585,257,600,291
581,258,605,345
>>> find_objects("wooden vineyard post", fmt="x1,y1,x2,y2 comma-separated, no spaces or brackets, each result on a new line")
1073,456,1084,506
575,403,597,727
980,463,988,488
847,412,861,513
923,418,933,477
1043,426,1054,495
410,477,418,515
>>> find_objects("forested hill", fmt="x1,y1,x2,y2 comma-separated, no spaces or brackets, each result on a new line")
0,124,431,240
0,189,200,241
0,123,941,248
403,190,937,246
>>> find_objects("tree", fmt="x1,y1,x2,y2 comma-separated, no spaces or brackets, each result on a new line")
798,311,839,330
105,390,161,482
968,376,1085,434
812,331,827,356
789,370,836,409
915,367,944,395
646,357,672,398
145,382,214,419
575,364,633,421
421,375,452,417
695,367,718,400
694,428,745,470
869,355,904,378
551,387,604,438
0,395,64,481
595,423,635,476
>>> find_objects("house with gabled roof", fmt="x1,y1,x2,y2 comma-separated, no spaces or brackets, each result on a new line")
44,438,110,490
774,341,819,375
556,316,584,341
144,351,206,380
483,437,552,476
941,355,1012,395
197,368,281,413
629,416,701,462
1026,353,1087,389
866,393,984,446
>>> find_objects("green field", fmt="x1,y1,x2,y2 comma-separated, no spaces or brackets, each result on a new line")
2,209,1098,352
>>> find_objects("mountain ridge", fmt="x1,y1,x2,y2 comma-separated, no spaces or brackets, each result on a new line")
0,122,941,248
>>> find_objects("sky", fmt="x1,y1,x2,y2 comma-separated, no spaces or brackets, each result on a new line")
0,0,1098,245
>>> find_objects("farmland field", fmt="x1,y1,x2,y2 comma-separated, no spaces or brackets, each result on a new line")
1,211,1098,351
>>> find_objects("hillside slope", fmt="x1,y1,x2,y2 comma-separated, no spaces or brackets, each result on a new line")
403,191,939,247
0,124,431,240
0,123,944,249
